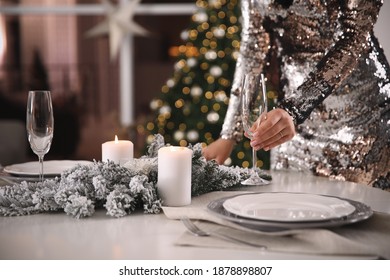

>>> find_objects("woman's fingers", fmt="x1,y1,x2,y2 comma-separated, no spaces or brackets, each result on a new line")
250,109,295,150
252,128,292,151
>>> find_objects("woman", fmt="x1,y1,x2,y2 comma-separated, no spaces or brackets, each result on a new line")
203,0,390,188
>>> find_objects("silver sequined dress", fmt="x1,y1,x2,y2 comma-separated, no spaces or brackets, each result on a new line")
221,0,390,188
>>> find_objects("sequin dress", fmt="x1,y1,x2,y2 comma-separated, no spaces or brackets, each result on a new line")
221,0,390,188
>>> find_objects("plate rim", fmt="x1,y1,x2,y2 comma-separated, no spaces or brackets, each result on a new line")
3,160,92,176
207,192,373,232
222,192,356,222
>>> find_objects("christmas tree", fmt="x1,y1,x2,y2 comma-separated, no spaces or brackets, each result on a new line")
144,0,272,169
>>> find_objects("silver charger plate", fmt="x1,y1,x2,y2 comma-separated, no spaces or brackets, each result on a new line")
207,192,373,232
0,173,43,184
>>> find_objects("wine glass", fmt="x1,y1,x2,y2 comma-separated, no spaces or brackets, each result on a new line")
240,73,270,185
26,90,54,182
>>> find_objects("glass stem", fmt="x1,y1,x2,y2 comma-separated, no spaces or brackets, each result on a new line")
252,147,257,173
38,155,44,182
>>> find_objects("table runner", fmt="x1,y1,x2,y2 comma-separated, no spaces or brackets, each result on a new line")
163,191,390,259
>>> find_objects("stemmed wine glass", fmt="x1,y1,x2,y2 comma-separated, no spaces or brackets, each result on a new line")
240,73,270,185
26,90,54,182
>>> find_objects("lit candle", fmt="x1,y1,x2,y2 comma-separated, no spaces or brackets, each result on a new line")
157,146,192,206
102,135,134,165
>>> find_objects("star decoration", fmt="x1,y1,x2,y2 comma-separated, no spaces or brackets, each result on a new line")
85,0,149,61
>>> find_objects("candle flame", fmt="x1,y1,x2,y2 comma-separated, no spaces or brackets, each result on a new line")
115,135,119,143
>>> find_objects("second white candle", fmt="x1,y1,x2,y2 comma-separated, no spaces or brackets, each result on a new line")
102,135,134,165
157,146,192,206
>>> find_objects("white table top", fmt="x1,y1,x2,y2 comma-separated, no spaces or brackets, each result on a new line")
1,170,390,260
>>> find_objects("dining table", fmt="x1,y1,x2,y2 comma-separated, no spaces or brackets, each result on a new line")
0,169,390,260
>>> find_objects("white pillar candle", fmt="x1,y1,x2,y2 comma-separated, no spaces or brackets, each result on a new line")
102,135,134,165
157,146,192,206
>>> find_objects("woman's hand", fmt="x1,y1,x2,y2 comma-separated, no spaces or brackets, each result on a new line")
202,138,235,165
249,108,295,151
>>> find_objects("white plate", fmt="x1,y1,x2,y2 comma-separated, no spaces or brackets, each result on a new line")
208,193,373,232
3,160,92,177
222,193,356,222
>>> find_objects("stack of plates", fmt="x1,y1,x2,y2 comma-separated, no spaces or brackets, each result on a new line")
207,192,373,232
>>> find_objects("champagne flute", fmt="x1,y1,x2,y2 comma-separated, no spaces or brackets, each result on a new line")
240,73,270,185
26,90,54,182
